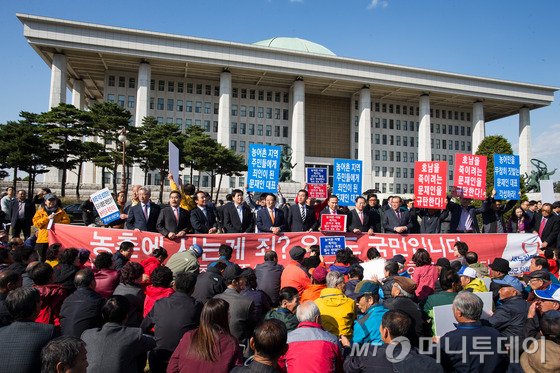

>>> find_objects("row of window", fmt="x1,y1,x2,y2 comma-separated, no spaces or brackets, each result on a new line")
231,123,289,137
107,76,135,89
152,117,290,139
371,118,472,137
231,105,289,120
373,165,455,180
368,102,471,121
373,172,455,194
107,94,135,109
232,88,289,103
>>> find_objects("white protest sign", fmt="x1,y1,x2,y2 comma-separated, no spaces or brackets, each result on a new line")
91,188,120,225
168,141,180,183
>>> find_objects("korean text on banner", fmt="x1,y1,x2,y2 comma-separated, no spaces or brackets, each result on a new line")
168,141,180,182
307,184,328,199
247,144,282,193
306,167,328,184
319,236,346,256
414,161,448,209
90,188,120,225
49,225,539,274
306,167,329,199
320,214,348,232
454,154,487,200
333,159,362,206
493,154,520,200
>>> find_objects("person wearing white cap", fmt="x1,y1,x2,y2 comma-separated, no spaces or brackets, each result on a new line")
458,266,487,292
525,283,560,340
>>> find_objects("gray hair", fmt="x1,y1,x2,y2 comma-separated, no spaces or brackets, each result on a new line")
394,283,414,298
296,301,320,323
139,186,151,196
453,291,483,321
326,271,345,289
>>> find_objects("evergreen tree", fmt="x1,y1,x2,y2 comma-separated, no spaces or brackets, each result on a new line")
475,135,513,192
38,104,95,197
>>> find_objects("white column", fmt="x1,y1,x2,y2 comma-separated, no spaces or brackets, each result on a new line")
519,107,531,176
217,71,232,189
217,71,232,147
418,94,431,161
134,62,151,127
72,79,85,110
472,101,485,154
49,53,67,108
291,79,305,183
358,87,372,188
132,62,151,185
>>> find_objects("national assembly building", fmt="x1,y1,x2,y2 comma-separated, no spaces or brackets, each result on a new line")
17,14,557,195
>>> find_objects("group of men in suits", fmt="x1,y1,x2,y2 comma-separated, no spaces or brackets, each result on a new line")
0,189,36,239
126,186,221,237
123,183,560,250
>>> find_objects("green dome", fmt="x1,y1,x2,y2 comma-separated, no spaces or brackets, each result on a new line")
253,37,336,56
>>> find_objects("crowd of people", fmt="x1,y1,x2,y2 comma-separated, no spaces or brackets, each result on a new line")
0,180,559,372
0,235,558,372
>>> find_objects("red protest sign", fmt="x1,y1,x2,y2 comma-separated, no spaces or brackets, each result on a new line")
320,214,348,232
454,154,487,200
308,184,328,199
414,161,448,209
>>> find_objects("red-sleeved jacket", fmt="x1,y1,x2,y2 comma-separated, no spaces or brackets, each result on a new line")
34,284,68,326
278,321,343,373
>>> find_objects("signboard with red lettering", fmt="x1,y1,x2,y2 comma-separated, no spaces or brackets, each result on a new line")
307,184,328,199
49,225,540,276
320,214,348,232
454,154,487,200
414,161,448,209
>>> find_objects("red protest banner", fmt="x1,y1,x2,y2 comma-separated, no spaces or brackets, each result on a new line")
320,214,348,232
49,225,539,275
454,154,487,200
414,161,448,209
308,184,328,199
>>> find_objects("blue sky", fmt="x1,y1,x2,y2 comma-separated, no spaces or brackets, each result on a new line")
2,0,559,178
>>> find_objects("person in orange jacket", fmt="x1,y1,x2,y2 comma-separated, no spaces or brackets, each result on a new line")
32,193,70,261
301,265,327,303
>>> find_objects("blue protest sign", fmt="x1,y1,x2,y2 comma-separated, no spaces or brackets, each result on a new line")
247,144,282,193
306,167,328,184
333,159,362,206
319,236,347,256
493,154,520,200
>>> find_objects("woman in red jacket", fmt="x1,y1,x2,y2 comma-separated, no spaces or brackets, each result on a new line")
143,266,174,317
140,247,168,283
167,298,243,373
411,248,439,301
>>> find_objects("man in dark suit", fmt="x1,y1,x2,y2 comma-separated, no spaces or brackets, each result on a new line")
190,191,218,234
222,189,254,233
446,196,483,233
348,196,378,235
59,268,104,338
533,203,560,249
256,193,286,234
364,193,383,233
141,272,202,373
126,186,161,232
81,295,156,373
213,265,255,344
156,191,191,239
313,195,349,231
10,189,36,239
287,189,315,232
383,196,413,233
480,189,517,233
0,287,56,373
